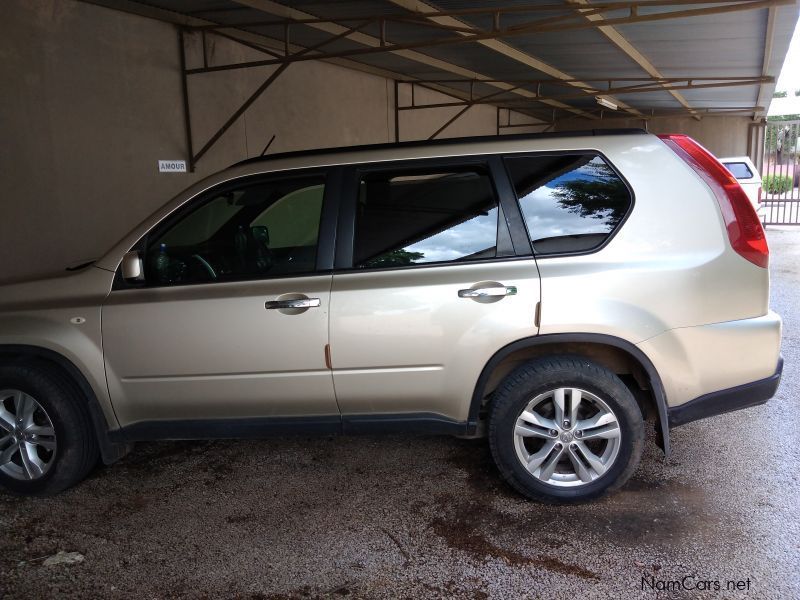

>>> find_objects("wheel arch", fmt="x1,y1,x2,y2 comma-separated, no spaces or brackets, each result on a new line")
469,333,670,456
0,344,130,464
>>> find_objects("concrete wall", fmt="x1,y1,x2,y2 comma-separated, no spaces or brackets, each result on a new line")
1,0,540,281
556,115,753,157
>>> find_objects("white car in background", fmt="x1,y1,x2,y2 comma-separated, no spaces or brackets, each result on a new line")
721,156,763,212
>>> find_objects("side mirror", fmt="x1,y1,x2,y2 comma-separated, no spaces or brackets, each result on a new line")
121,251,144,282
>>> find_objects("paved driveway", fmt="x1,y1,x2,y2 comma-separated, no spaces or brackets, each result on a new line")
1,229,798,599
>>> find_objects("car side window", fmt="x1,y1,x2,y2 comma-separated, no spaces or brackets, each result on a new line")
145,175,325,285
352,167,500,269
505,153,632,255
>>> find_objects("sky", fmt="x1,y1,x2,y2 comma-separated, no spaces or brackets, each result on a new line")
775,20,800,92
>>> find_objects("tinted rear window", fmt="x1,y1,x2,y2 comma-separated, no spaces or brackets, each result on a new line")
723,162,754,179
353,168,500,269
505,154,632,255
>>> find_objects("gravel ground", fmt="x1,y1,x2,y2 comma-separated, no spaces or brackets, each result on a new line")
1,228,798,599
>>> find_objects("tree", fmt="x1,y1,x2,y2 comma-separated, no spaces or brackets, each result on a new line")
764,116,800,161
364,248,425,267
551,162,630,226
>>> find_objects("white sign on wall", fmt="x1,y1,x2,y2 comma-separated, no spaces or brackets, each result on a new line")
158,160,187,173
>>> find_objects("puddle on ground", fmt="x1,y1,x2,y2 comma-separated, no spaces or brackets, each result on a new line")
430,438,719,576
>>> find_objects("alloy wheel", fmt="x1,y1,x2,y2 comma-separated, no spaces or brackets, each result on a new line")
0,390,57,480
513,387,621,487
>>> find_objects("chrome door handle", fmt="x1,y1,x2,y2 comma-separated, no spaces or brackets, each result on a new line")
458,286,517,298
265,298,321,309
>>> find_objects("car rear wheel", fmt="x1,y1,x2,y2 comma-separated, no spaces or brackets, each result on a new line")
488,356,645,503
0,364,98,495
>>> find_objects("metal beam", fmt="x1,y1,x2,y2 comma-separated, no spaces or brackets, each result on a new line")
190,0,792,76
386,0,644,119
395,76,776,86
82,0,549,164
82,0,786,159
191,61,289,167
570,0,700,119
755,7,777,118
178,29,195,171
554,106,768,122
90,0,790,126
230,0,597,119
395,81,549,139
188,18,380,167
78,0,538,120
498,107,555,132
428,105,474,140
189,0,791,31
396,77,771,106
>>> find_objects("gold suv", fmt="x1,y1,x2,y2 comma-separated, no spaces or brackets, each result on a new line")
0,131,782,501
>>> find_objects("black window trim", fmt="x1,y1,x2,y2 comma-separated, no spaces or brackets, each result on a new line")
500,149,636,260
488,155,534,257
112,166,342,291
333,155,531,273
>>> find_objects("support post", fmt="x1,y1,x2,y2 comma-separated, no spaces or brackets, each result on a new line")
394,79,400,143
178,28,195,172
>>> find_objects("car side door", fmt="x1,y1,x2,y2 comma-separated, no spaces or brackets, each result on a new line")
328,156,541,431
102,169,341,432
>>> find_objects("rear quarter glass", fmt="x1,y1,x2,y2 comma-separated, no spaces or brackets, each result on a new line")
504,152,633,256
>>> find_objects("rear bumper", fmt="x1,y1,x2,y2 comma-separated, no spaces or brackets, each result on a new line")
668,356,783,427
637,311,782,408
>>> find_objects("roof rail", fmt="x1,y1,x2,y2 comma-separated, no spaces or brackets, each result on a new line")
232,128,647,167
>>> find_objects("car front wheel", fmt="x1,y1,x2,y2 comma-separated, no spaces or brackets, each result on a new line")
0,363,98,496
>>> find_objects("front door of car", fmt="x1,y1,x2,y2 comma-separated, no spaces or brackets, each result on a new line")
102,170,340,429
329,158,542,428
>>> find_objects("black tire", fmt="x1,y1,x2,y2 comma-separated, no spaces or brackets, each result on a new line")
488,355,644,503
0,363,98,496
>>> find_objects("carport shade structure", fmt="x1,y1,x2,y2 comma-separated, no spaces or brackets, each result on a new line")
82,0,800,171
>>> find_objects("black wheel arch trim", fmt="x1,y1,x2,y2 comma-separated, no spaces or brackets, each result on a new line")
0,344,130,465
468,333,671,456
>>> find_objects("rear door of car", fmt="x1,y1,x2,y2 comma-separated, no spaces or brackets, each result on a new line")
328,155,540,430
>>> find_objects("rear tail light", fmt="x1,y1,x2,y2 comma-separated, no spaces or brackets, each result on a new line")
658,134,769,268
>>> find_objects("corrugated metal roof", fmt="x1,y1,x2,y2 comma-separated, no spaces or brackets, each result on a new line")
127,0,800,119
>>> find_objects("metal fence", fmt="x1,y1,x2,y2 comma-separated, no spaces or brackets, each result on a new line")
758,120,800,225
